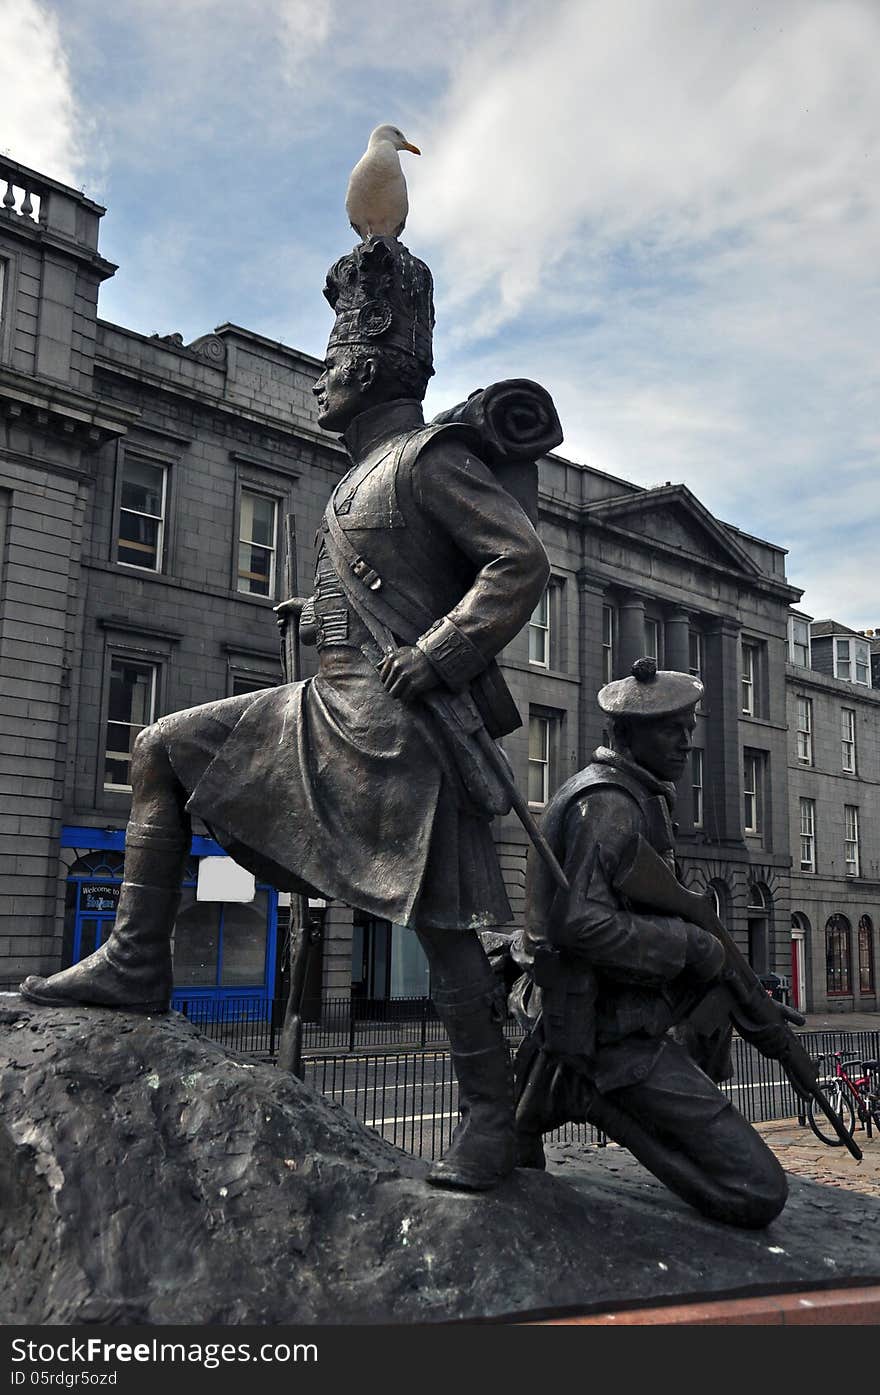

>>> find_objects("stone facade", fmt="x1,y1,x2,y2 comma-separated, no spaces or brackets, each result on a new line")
0,159,131,981
786,643,880,1014
500,467,803,984
2,156,874,1013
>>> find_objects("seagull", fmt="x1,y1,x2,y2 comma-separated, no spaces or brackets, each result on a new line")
345,124,421,240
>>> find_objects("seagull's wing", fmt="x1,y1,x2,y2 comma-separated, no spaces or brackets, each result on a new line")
345,140,410,239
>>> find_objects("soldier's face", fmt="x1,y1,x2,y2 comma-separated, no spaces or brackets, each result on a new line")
627,710,696,782
313,352,373,431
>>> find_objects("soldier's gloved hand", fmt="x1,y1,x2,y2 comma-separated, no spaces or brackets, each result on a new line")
378,645,437,702
683,926,726,984
733,1016,792,1062
274,596,318,646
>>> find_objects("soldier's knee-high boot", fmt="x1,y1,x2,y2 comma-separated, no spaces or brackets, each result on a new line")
20,821,189,1012
427,976,516,1192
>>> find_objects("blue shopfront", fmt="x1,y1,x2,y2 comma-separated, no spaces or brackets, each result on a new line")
61,826,279,1012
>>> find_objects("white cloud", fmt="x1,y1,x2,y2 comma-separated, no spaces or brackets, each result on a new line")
412,0,880,317
402,0,879,625
0,0,83,182
4,0,874,625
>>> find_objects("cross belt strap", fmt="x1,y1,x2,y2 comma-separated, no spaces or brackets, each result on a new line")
322,492,512,817
323,474,430,647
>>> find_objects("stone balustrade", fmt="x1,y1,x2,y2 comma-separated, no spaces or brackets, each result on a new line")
0,164,46,226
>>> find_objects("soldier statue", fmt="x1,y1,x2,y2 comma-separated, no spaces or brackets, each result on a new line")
511,659,792,1227
21,234,552,1194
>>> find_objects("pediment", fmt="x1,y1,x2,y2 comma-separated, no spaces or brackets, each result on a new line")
584,485,761,577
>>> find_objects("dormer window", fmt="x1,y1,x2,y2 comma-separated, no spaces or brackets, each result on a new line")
833,637,870,685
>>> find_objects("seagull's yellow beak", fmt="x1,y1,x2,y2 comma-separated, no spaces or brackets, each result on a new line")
402,142,421,155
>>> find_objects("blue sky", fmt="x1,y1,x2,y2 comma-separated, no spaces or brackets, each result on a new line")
2,0,878,629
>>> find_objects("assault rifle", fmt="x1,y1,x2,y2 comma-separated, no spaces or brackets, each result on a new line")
614,834,863,1163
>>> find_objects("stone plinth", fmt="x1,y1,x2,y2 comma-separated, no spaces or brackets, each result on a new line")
2,995,878,1325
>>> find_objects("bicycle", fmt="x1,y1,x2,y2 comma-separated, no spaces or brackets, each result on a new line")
807,1051,880,1147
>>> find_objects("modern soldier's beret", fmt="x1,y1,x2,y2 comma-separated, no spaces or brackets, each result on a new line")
598,657,704,717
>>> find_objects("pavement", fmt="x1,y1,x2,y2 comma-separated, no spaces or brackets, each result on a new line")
752,1117,880,1199
795,1009,880,1033
748,1010,880,1199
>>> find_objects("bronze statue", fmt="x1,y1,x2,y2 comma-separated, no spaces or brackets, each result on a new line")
21,232,559,1193
512,659,794,1227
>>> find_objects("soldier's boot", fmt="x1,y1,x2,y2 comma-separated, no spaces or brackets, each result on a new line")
427,978,516,1192
19,822,188,1013
514,1130,547,1170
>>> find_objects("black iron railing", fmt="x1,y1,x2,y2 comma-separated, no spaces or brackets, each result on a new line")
170,993,520,1053
302,1030,880,1160
303,1048,602,1159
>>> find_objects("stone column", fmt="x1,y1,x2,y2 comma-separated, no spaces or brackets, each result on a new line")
704,616,744,845
665,608,692,675
577,571,608,764
617,593,647,678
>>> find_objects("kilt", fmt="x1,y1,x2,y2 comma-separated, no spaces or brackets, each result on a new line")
156,645,512,931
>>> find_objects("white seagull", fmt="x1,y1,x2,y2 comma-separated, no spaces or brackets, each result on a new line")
345,124,421,240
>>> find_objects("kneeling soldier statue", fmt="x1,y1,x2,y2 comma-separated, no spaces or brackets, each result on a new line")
512,658,793,1228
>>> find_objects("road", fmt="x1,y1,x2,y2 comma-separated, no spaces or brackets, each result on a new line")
301,1036,828,1161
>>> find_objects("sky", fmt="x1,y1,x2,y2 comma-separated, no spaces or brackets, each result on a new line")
1,0,877,629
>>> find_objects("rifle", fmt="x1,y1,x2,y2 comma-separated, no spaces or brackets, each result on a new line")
614,834,863,1163
424,685,570,894
273,513,320,1080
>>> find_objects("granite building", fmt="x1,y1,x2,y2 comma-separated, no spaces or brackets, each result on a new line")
786,613,880,1013
2,155,874,1015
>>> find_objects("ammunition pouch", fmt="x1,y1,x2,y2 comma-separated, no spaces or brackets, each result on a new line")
532,944,597,1058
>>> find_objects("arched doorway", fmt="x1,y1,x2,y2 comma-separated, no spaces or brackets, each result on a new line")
790,912,810,1011
747,882,772,975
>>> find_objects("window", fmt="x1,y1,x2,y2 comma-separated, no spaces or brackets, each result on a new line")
799,798,815,873
116,457,167,571
741,641,757,715
644,618,661,664
691,749,703,828
788,616,811,667
688,630,703,680
825,915,851,996
834,637,870,685
858,916,875,994
231,674,271,696
746,882,771,974
795,696,812,764
528,589,549,667
743,749,764,833
172,889,269,989
844,805,860,877
841,708,856,772
237,490,278,597
602,604,615,683
528,714,549,806
104,658,157,790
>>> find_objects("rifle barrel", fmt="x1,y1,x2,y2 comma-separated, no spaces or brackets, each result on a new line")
809,1083,863,1162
